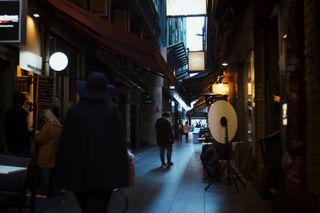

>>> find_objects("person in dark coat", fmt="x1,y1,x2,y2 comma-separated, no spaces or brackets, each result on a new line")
55,72,129,213
4,91,31,156
155,112,174,167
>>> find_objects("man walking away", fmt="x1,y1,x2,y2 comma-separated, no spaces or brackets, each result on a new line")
155,112,174,167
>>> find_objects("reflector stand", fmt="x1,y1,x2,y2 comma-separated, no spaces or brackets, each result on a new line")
205,100,246,192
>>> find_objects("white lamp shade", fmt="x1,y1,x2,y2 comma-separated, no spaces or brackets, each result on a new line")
49,52,68,71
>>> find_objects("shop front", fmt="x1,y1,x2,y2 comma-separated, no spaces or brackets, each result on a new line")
0,46,19,152
0,8,40,152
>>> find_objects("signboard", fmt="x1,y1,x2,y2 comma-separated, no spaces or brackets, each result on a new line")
212,83,229,95
0,0,26,43
166,0,207,16
20,51,42,74
188,51,205,72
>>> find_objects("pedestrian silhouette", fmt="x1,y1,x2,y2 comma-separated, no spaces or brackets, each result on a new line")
183,121,191,142
55,72,129,213
155,112,174,167
4,91,31,156
34,109,62,199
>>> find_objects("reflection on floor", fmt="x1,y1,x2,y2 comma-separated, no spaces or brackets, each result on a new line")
9,134,272,213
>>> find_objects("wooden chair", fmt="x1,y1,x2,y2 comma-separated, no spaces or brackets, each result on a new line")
0,154,36,213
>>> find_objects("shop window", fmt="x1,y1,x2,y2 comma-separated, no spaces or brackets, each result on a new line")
16,67,36,132
17,76,32,94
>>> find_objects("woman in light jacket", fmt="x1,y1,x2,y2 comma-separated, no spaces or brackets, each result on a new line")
34,109,62,198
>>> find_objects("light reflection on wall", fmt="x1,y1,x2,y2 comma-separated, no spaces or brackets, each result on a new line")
282,103,288,126
173,91,192,111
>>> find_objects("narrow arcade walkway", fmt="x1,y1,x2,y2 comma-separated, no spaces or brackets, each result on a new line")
13,135,273,213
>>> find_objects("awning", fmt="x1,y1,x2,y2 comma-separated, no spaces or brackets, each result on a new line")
47,0,175,83
186,94,227,116
180,71,217,102
187,97,209,116
176,69,189,81
167,42,188,69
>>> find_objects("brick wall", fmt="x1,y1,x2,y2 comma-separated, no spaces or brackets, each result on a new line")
304,0,320,204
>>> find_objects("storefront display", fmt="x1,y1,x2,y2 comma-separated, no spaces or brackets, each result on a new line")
16,66,36,132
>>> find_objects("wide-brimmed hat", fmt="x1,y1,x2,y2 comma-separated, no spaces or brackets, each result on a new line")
76,72,114,100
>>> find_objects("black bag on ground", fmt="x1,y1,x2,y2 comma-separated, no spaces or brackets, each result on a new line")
200,145,220,178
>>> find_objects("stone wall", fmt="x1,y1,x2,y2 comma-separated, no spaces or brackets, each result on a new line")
304,0,320,205
253,27,267,189
139,74,163,146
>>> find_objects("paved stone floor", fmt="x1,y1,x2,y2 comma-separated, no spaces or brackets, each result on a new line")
9,134,273,213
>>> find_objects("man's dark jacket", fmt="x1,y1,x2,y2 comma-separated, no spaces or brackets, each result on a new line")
55,99,129,191
155,117,173,145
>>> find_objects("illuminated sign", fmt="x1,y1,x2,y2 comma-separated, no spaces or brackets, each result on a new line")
49,52,69,72
20,51,42,75
166,0,207,16
212,83,229,95
188,51,205,72
0,0,26,43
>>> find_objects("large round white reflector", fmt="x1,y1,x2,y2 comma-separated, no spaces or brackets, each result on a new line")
208,100,238,143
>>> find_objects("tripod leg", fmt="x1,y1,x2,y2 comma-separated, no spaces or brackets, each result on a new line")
220,164,227,173
205,182,213,191
233,178,239,192
229,171,240,192
219,164,226,179
227,166,231,186
229,166,246,188
227,165,237,188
